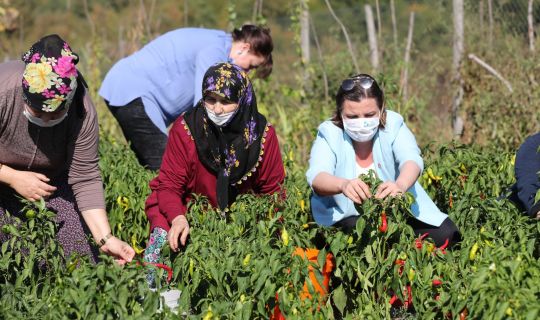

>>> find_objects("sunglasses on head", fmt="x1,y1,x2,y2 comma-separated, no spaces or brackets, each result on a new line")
340,75,375,92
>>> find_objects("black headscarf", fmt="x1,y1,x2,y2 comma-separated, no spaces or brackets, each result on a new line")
184,63,268,210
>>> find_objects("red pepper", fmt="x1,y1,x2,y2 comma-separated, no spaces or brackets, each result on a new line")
432,279,443,286
270,292,286,320
389,294,401,306
395,259,405,276
389,285,412,308
437,238,450,254
136,261,173,283
415,233,429,249
404,285,413,309
379,212,388,233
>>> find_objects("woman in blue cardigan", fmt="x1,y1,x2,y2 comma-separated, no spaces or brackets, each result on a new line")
306,74,460,247
99,25,273,170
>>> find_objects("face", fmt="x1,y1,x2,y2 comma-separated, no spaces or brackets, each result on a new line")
24,104,69,122
231,42,265,73
204,92,239,114
234,52,265,74
341,98,380,121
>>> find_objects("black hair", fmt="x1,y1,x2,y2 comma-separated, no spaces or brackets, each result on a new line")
231,24,273,79
332,73,386,129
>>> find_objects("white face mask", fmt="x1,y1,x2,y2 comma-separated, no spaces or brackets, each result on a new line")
206,107,237,127
343,116,380,142
23,107,68,127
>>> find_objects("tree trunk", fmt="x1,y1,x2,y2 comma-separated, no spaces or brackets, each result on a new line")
452,0,464,137
252,0,263,23
82,0,96,37
400,12,415,104
365,4,379,71
488,0,493,49
528,0,535,52
252,0,259,23
184,0,189,26
391,0,398,49
479,0,484,32
300,0,310,65
324,0,359,73
258,0,264,20
300,0,310,88
310,17,329,101
375,0,382,40
118,25,125,59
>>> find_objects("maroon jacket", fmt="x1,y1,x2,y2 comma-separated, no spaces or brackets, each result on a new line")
145,116,285,231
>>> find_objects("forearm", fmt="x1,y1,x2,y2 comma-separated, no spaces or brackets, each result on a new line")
396,161,421,191
81,208,112,243
0,163,16,186
312,172,347,196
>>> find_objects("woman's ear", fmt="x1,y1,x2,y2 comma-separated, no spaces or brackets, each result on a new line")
241,42,251,53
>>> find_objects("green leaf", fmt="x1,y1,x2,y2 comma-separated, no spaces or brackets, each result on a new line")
332,285,347,315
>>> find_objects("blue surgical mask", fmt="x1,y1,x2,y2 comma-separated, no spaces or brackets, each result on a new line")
23,107,68,127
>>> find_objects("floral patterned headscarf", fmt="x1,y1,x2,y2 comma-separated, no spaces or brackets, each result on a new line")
184,63,267,210
21,34,79,112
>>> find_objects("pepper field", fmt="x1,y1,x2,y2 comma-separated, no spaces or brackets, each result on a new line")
1,134,539,319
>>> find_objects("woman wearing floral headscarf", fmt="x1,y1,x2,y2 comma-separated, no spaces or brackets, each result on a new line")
0,34,135,264
143,63,285,282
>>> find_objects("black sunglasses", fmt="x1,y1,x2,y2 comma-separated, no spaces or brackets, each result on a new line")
340,75,375,91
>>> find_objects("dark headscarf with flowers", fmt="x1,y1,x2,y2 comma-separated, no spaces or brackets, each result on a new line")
21,34,80,112
184,63,267,210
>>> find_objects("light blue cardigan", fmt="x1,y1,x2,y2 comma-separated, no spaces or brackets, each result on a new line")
306,110,447,227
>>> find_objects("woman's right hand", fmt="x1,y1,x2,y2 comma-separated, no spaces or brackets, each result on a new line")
341,178,372,204
168,215,190,252
8,169,57,201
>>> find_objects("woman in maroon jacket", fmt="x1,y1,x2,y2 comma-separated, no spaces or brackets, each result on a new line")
143,63,285,282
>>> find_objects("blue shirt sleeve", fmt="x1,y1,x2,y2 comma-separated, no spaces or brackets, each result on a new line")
306,127,337,187
391,120,424,172
193,46,230,104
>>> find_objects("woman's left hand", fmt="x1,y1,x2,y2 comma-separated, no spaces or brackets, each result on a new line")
100,237,136,265
375,181,405,199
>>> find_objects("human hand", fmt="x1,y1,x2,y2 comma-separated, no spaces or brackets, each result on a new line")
375,181,405,199
341,178,372,204
10,170,57,201
168,215,190,252
100,236,135,265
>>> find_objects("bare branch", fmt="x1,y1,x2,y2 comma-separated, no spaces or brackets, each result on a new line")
365,4,379,71
310,16,329,102
324,0,359,73
468,53,513,93
400,12,415,103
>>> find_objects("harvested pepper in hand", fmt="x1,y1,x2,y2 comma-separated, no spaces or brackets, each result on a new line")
379,212,388,233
